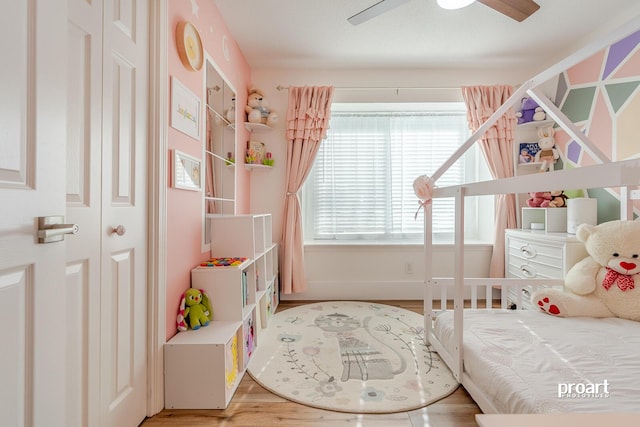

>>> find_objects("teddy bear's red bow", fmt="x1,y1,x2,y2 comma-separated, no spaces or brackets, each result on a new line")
602,268,635,292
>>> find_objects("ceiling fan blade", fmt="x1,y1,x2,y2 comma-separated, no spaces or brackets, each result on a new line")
348,0,412,25
477,0,540,22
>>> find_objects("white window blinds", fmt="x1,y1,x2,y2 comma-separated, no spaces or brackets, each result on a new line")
304,106,484,242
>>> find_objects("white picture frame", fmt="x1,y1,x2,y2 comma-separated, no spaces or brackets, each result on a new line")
172,149,202,191
171,76,201,140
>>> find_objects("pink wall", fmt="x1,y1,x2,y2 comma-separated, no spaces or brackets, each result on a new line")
166,0,251,340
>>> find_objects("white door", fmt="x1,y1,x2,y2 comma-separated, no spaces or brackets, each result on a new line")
0,1,68,427
66,0,149,425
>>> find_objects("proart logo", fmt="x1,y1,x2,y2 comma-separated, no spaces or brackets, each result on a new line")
557,380,610,399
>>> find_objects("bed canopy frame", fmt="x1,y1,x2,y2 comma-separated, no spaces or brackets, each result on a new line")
421,14,640,413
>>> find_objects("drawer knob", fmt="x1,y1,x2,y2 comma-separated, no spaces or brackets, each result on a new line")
520,245,537,258
520,265,536,278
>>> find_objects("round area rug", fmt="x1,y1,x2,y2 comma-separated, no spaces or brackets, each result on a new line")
247,301,458,413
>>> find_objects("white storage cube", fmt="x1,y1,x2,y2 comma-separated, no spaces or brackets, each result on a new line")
164,321,244,409
521,207,567,232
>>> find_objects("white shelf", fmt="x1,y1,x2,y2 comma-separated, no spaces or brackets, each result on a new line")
516,119,554,129
244,122,273,132
244,163,273,171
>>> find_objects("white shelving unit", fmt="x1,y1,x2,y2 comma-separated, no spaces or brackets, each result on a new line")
513,119,556,226
164,214,279,409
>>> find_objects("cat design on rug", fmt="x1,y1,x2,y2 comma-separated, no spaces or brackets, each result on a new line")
314,312,407,382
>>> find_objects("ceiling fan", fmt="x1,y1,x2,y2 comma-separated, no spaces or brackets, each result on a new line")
348,0,540,25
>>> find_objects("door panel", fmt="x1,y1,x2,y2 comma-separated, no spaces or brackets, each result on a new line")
0,1,67,426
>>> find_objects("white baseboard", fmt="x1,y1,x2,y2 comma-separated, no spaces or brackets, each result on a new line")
280,280,425,301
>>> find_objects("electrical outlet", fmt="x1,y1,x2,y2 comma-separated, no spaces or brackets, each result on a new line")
630,189,640,200
404,262,414,275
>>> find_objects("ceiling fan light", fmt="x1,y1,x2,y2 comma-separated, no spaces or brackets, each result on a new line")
437,0,476,10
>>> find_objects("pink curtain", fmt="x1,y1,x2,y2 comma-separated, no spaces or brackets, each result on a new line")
281,86,334,294
462,85,517,278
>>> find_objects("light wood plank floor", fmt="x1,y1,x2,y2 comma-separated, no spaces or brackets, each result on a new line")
141,300,482,427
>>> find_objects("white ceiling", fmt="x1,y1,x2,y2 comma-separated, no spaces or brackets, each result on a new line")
214,0,640,73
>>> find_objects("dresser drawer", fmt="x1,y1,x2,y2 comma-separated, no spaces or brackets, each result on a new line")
507,258,563,279
507,236,563,270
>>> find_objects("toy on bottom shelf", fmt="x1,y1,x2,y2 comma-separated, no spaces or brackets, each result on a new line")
177,288,213,331
548,190,569,207
526,191,552,207
532,219,640,322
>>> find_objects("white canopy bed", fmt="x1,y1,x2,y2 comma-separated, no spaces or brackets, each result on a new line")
421,14,640,414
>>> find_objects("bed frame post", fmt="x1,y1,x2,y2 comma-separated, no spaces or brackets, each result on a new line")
424,200,434,344
452,187,465,381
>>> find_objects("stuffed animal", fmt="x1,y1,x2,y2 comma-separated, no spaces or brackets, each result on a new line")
516,97,546,124
245,86,278,126
526,191,552,207
224,95,236,124
548,190,568,207
534,126,559,172
176,288,212,331
532,219,640,322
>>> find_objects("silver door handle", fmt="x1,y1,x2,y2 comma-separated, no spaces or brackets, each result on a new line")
37,216,79,243
111,225,126,236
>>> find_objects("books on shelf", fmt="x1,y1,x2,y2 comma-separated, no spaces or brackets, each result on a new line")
200,257,248,267
518,142,540,164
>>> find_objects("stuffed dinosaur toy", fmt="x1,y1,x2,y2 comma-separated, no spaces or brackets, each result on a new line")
532,219,640,321
176,288,213,331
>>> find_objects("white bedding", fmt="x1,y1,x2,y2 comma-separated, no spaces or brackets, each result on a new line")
433,310,640,413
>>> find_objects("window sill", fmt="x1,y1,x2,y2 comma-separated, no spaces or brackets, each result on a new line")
304,240,493,251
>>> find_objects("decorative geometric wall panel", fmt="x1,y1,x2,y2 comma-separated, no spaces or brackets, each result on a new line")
567,141,582,164
612,48,640,79
560,87,596,123
555,73,568,106
588,90,613,161
566,51,605,85
604,81,640,113
602,30,640,80
616,93,640,160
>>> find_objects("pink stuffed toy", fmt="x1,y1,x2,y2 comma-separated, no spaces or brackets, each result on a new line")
526,191,552,207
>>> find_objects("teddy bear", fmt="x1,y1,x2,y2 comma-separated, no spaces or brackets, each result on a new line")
245,86,278,126
176,288,212,331
516,97,546,124
532,219,640,322
526,191,552,207
548,190,568,207
534,126,559,172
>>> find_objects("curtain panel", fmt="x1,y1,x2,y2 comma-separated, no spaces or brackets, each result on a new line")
281,86,334,293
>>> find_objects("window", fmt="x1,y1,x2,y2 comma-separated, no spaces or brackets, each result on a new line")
303,103,493,243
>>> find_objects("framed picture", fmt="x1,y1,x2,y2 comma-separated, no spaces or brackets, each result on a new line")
172,150,202,191
518,142,540,164
246,140,266,164
171,76,201,140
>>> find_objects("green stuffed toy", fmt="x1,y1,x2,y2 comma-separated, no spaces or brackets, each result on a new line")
177,288,212,331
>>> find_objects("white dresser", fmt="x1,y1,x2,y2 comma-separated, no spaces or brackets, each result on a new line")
504,229,588,309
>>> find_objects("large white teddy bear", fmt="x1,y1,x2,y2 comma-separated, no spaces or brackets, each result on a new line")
532,219,640,321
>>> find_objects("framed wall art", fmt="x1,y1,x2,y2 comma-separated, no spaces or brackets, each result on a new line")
172,149,202,191
171,76,201,140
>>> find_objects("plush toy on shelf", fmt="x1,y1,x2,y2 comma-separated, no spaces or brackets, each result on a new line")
532,219,640,321
245,86,278,126
534,126,559,172
516,97,546,124
548,190,569,207
526,191,552,207
176,288,213,331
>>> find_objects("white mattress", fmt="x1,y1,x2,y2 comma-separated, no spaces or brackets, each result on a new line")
433,310,640,413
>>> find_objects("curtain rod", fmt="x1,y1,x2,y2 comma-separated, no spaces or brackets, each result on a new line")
276,85,459,91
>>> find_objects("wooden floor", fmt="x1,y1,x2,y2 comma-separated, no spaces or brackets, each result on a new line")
141,300,482,427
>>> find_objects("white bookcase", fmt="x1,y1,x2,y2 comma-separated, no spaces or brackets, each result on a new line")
164,214,278,409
